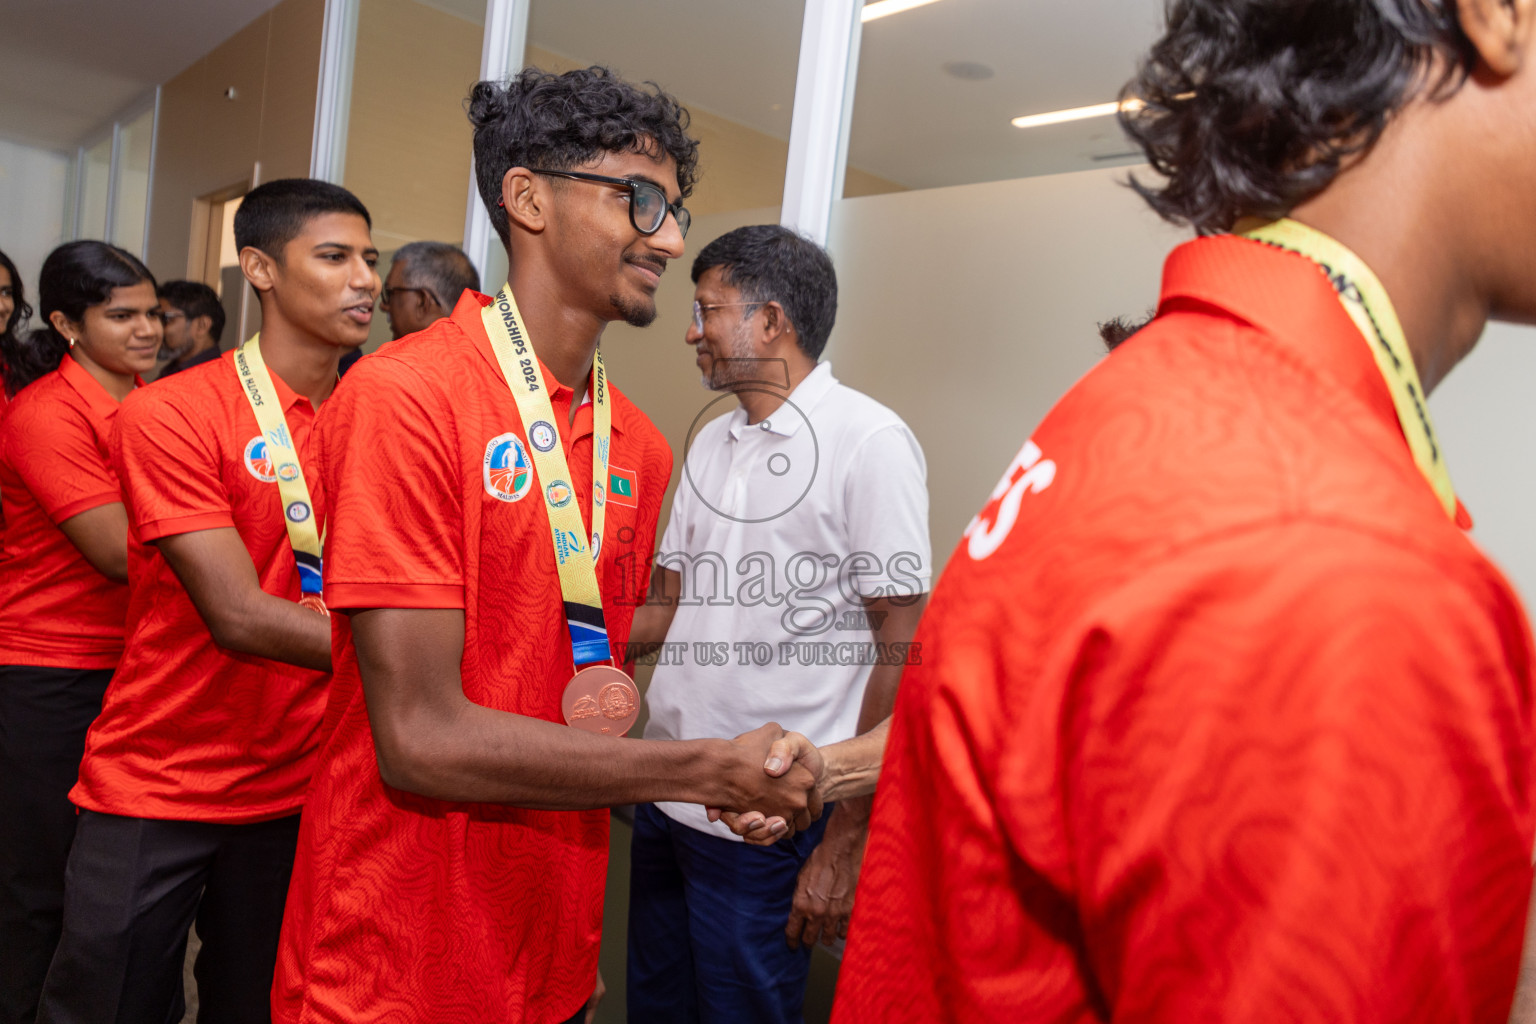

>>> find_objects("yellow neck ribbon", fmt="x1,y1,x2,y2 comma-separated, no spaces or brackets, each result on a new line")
1240,217,1457,520
480,287,613,666
233,334,327,612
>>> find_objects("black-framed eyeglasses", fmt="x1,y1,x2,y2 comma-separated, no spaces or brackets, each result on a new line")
529,169,691,239
380,284,439,309
158,309,186,325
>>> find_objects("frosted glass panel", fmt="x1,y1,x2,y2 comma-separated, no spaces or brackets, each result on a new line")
79,135,112,240
112,107,155,257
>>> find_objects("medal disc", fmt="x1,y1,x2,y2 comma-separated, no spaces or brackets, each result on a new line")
562,664,639,736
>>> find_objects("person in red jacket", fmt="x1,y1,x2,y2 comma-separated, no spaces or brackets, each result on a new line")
834,0,1536,1021
36,179,378,1024
0,240,160,1024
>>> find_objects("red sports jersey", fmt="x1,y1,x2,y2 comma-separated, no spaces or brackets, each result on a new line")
71,351,330,822
833,236,1535,1023
274,292,672,1024
0,357,131,667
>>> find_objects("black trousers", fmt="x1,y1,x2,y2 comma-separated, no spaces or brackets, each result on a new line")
36,810,301,1024
0,664,112,1024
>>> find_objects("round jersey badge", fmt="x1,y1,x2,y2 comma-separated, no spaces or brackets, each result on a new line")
545,480,573,508
276,462,300,482
529,420,557,453
593,481,605,507
243,437,277,483
482,433,533,503
286,501,311,523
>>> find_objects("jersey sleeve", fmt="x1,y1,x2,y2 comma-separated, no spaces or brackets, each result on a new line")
841,422,931,598
318,357,465,610
4,398,120,523
110,385,232,541
1035,528,1533,1022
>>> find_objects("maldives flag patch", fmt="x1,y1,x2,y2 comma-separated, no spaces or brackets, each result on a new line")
608,466,638,508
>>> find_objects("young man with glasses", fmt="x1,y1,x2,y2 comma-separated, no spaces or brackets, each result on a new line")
273,66,823,1024
834,0,1536,1020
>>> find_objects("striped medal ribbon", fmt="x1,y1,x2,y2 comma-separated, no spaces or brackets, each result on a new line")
233,334,328,614
480,286,638,735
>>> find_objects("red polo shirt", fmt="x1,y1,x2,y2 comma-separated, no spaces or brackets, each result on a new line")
274,292,672,1024
834,235,1535,1023
0,356,131,668
71,351,330,822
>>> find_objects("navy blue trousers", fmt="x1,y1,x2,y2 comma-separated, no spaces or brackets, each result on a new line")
626,801,830,1024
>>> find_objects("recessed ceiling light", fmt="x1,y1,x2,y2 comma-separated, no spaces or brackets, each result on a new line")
863,0,944,22
1011,99,1143,130
943,61,994,81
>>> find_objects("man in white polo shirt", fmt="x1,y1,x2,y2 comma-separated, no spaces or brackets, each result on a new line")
625,225,930,1024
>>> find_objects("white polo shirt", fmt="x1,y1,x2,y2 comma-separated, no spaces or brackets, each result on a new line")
645,361,931,838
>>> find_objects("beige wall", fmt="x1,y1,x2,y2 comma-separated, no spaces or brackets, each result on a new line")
145,0,323,285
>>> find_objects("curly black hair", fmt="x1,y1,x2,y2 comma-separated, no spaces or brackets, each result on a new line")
468,66,700,248
1122,0,1476,234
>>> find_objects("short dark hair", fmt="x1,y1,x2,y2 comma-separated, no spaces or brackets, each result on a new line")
691,225,838,361
392,242,481,309
158,280,226,342
468,66,700,248
234,178,372,259
1123,0,1475,233
3,240,155,397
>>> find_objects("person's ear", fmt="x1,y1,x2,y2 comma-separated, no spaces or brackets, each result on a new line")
760,302,792,345
501,167,549,235
240,245,279,295
47,310,81,343
1458,0,1536,76
192,314,214,341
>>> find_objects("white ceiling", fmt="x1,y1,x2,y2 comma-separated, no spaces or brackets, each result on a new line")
0,0,1163,187
0,0,286,151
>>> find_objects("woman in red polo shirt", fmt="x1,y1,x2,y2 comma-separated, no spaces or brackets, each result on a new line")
0,240,160,1024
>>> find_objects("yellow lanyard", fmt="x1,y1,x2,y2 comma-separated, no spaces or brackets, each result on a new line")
480,287,613,665
1240,218,1457,520
233,335,327,612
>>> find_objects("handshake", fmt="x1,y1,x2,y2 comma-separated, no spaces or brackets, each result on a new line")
706,723,829,846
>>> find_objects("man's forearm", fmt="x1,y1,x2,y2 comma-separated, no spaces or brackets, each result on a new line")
373,690,815,822
814,593,927,801
818,721,889,803
215,591,331,671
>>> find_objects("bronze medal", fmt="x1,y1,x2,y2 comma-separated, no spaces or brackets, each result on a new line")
562,663,639,736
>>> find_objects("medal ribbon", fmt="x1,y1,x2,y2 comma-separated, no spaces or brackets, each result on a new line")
480,287,613,666
233,334,327,612
1239,218,1457,520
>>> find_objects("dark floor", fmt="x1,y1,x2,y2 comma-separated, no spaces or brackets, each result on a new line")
177,812,841,1023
